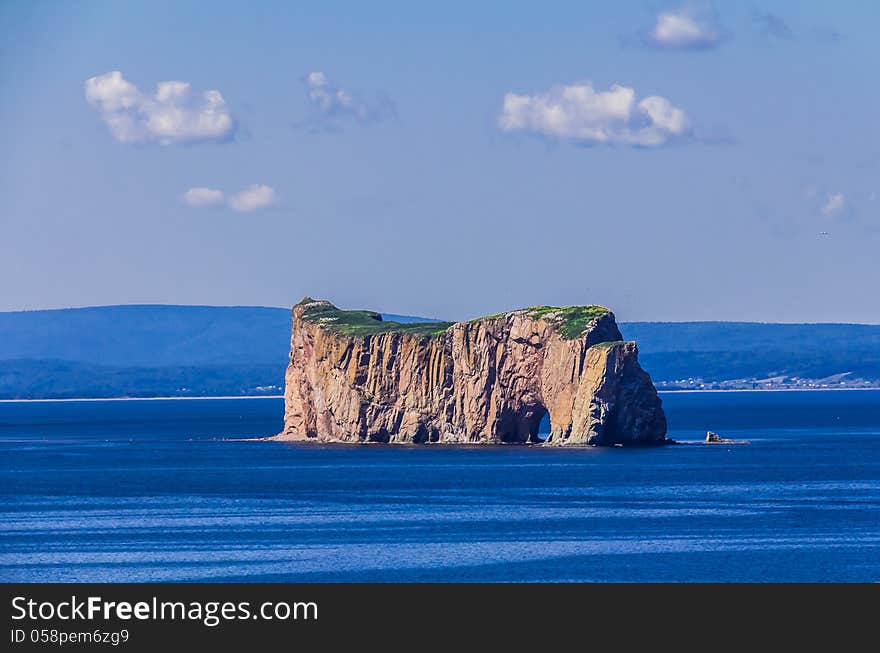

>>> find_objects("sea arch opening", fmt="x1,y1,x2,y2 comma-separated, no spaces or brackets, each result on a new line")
536,411,552,443
498,402,550,444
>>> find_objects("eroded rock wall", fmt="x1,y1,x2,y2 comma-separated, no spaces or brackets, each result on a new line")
277,300,666,446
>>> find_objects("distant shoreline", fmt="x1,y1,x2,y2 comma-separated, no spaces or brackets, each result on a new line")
1,388,879,403
657,387,880,394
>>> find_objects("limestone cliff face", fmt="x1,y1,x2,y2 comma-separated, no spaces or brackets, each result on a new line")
277,299,666,446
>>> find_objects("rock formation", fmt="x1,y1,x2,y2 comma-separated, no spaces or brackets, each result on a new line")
705,431,725,443
705,431,748,445
276,298,667,446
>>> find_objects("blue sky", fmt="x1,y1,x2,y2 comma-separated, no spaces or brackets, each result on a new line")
1,1,877,322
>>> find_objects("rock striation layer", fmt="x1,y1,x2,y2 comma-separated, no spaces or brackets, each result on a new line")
276,298,666,446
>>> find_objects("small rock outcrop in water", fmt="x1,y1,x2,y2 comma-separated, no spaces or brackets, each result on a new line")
276,298,667,446
704,431,748,444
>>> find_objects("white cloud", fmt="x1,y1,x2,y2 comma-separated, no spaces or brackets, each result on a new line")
85,71,234,145
305,72,366,120
647,8,720,49
302,71,393,129
821,193,850,219
182,187,225,207
228,184,277,212
497,82,689,147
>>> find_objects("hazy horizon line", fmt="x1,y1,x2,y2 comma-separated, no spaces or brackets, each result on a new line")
2,302,879,327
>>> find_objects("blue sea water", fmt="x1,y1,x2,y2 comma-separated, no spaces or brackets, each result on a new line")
1,391,878,582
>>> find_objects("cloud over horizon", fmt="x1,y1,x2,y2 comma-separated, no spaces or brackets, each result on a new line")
228,184,277,212
181,184,276,212
182,187,225,207
301,71,394,130
85,71,235,145
497,82,689,148
821,192,852,220
645,7,721,50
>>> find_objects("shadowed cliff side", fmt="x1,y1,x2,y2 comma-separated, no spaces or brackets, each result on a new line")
276,298,666,446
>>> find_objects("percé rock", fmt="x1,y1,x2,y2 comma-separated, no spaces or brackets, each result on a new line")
276,298,667,446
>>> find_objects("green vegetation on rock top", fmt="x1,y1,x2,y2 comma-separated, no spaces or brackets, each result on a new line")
299,298,609,340
299,300,453,338
525,305,610,339
592,340,626,349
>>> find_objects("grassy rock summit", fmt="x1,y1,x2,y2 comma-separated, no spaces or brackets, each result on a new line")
277,298,667,446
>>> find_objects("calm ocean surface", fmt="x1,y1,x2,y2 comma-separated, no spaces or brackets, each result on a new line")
1,391,878,582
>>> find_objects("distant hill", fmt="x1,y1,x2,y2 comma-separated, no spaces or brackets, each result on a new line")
0,306,877,398
620,322,880,355
0,305,441,367
0,305,442,398
0,305,290,367
0,359,284,399
620,322,880,387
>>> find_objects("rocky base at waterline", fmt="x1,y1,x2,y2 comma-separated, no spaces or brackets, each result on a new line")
275,298,667,446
